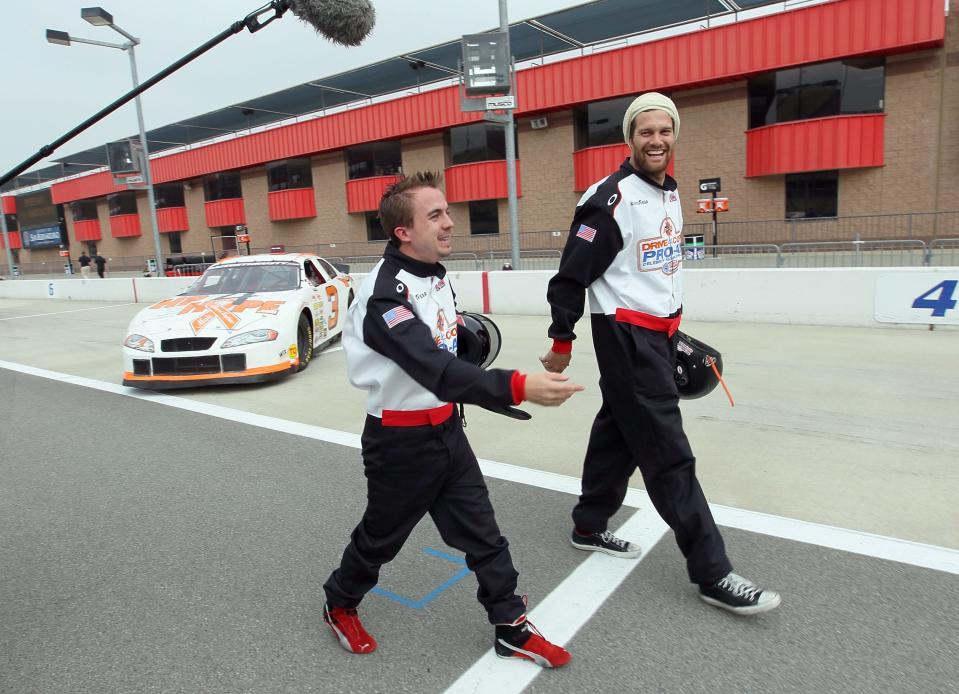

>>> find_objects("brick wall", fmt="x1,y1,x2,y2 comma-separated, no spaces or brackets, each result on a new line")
516,111,579,232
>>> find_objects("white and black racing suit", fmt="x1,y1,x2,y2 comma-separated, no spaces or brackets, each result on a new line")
324,243,528,624
547,159,732,585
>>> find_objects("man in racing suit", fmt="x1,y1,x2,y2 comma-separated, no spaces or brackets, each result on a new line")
541,93,781,615
323,172,582,667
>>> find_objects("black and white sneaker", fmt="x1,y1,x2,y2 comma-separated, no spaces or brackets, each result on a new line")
699,572,781,615
570,529,642,558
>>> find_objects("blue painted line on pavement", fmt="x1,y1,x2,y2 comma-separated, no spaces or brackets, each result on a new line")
423,547,467,565
371,547,470,609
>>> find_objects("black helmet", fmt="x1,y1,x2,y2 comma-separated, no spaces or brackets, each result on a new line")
456,312,531,420
674,330,723,400
456,311,502,369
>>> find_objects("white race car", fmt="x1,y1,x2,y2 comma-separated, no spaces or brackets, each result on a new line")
122,253,353,389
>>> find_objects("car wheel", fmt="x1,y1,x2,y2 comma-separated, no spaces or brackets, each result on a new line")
297,313,313,372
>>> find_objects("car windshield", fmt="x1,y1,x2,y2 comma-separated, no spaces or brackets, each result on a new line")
184,263,298,295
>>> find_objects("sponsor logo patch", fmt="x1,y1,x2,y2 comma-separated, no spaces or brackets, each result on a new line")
382,305,414,328
637,237,682,273
576,224,597,242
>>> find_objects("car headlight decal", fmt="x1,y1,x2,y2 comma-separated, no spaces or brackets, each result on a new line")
123,334,155,353
220,329,279,349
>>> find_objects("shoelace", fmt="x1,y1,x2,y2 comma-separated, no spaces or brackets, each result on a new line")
598,530,630,550
718,573,761,601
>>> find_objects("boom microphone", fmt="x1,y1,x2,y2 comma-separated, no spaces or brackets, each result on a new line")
286,0,376,46
0,0,377,189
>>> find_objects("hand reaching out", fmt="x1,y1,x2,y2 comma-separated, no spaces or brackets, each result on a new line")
524,371,583,406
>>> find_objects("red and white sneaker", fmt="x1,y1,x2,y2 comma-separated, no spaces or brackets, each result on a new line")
494,614,571,668
324,604,377,654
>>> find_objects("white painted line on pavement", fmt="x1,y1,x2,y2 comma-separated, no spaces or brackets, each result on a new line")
4,359,959,692
0,303,138,320
0,359,362,449
709,504,959,576
446,507,668,694
2,359,957,580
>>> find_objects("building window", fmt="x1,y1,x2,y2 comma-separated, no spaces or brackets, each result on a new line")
573,95,638,150
107,191,138,216
85,242,97,255
468,200,499,235
71,200,98,222
3,213,16,231
346,142,402,180
749,58,884,129
448,123,517,166
785,171,838,219
366,212,387,241
203,172,242,201
168,231,183,254
267,158,313,191
154,183,185,209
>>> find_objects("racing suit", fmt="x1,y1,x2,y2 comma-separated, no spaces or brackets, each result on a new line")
546,159,732,585
323,243,528,623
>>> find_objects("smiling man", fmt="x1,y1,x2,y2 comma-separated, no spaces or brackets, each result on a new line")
322,172,582,667
540,93,781,615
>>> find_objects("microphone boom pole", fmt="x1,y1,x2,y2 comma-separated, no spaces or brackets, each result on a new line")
1,0,372,189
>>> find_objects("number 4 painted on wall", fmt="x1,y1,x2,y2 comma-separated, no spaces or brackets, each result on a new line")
912,280,958,317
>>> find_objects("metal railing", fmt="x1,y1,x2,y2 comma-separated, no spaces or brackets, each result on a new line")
683,211,959,245
8,220,959,279
929,238,959,267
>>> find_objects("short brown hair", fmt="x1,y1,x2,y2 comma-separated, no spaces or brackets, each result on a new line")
378,171,443,246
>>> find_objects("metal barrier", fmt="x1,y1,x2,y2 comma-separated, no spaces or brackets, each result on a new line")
681,244,782,268
9,228,959,280
779,240,929,268
172,263,213,277
929,238,959,267
683,211,959,245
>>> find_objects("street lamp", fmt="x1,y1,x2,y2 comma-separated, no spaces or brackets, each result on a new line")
46,7,164,276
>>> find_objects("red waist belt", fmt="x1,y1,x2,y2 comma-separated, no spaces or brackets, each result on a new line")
615,307,682,336
381,403,454,427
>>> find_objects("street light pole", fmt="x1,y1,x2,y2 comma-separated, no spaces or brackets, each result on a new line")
46,7,164,276
124,40,164,276
1,200,15,279
498,0,520,270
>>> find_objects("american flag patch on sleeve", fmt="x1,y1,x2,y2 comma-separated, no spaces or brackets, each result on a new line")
576,224,597,242
382,305,415,328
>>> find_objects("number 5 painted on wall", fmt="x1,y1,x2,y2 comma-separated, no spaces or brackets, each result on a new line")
326,284,340,329
911,280,958,317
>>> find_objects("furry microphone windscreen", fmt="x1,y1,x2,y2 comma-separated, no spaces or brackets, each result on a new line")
288,0,376,47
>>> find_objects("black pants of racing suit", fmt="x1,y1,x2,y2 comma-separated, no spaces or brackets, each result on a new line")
571,314,733,585
323,413,526,624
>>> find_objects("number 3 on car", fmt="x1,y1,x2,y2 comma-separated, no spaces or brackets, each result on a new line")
326,284,340,329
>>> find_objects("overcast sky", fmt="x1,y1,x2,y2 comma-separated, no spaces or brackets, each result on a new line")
0,0,582,181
